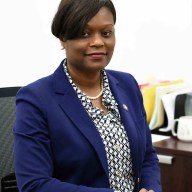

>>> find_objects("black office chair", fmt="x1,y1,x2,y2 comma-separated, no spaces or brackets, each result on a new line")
0,87,21,192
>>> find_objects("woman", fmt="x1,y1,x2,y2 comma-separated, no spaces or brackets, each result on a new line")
13,0,162,191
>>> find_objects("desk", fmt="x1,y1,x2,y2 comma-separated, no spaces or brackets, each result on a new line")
153,137,192,192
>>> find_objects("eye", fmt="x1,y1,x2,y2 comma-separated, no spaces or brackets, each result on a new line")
102,31,113,37
81,31,89,38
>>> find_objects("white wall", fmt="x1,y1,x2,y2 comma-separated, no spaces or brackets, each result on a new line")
0,0,192,87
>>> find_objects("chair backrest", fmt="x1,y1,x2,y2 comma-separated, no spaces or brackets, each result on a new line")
0,87,21,192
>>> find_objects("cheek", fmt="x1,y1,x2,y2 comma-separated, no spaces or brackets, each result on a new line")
107,41,115,55
65,45,87,65
107,37,116,51
67,42,87,56
65,46,81,59
106,40,115,62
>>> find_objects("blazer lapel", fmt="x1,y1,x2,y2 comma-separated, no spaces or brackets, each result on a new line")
107,73,139,176
52,63,109,177
52,63,139,178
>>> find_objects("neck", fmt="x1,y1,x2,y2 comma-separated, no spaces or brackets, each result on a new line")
69,72,102,91
86,77,103,100
74,73,103,100
66,62,103,99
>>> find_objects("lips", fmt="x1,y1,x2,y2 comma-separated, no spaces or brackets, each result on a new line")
86,52,106,56
85,52,107,59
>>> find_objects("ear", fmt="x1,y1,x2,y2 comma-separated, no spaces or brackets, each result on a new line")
59,39,66,50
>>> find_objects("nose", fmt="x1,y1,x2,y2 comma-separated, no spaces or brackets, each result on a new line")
90,34,104,47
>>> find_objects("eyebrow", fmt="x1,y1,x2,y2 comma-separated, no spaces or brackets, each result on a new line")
85,24,114,28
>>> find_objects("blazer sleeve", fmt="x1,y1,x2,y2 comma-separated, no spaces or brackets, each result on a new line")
131,75,162,192
13,85,113,192
107,71,162,192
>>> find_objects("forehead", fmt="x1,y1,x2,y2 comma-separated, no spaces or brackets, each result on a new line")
85,7,114,28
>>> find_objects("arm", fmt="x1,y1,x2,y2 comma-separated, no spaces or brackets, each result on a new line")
13,86,113,192
106,70,162,192
136,82,162,192
139,124,162,192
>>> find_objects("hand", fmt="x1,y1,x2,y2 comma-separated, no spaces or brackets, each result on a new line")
139,188,154,192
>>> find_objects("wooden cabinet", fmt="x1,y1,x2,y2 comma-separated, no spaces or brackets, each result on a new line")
153,137,192,192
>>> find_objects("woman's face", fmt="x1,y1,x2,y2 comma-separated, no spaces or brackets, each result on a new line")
61,7,115,74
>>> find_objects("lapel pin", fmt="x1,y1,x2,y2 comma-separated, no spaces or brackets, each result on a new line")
123,104,128,111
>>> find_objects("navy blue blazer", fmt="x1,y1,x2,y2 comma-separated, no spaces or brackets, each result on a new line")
13,60,162,192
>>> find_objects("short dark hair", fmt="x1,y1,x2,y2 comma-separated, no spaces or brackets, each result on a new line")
51,0,116,40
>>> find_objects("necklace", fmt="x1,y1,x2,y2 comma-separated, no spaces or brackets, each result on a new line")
86,78,103,100
86,87,103,100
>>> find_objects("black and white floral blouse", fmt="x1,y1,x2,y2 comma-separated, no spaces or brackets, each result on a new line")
63,61,135,192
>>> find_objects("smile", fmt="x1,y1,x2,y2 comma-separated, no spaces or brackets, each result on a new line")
85,52,107,59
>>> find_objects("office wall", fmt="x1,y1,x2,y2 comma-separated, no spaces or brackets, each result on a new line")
0,0,192,87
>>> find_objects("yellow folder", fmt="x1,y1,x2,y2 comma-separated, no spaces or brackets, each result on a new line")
141,79,184,124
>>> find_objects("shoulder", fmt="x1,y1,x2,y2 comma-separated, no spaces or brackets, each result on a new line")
106,69,137,82
17,61,65,99
15,75,55,114
106,69,145,114
17,75,53,98
106,69,139,90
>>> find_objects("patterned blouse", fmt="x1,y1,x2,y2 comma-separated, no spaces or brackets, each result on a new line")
63,61,135,192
